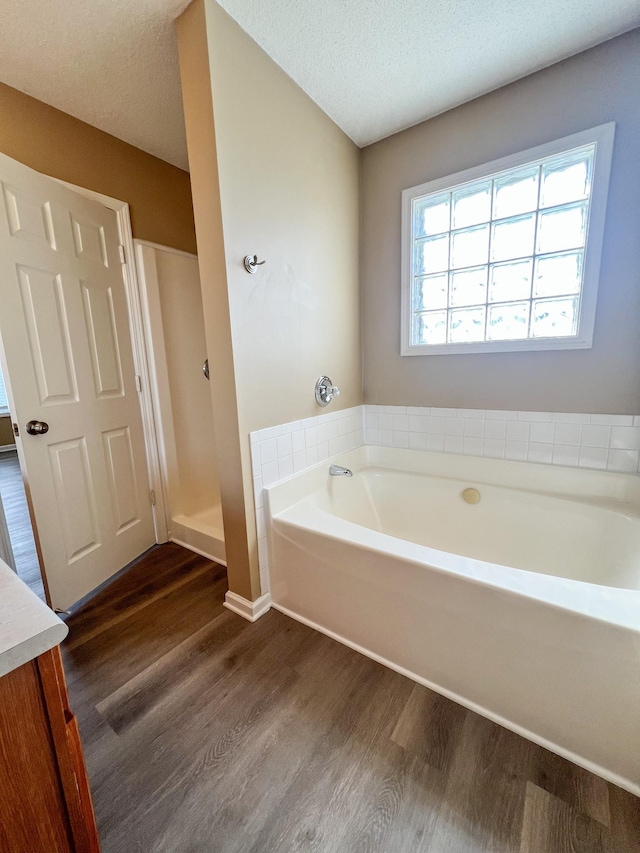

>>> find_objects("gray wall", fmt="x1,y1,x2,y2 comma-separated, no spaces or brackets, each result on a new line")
361,28,640,414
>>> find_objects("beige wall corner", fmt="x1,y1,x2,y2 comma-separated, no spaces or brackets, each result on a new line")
0,82,196,254
177,0,361,600
361,28,640,414
176,0,257,601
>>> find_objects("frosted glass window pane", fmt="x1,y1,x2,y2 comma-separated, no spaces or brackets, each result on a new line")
540,149,593,208
489,259,532,303
415,311,447,344
451,224,489,269
532,297,579,338
414,274,448,311
415,234,449,274
493,168,539,219
452,182,492,229
537,202,587,254
534,252,583,298
450,266,487,307
491,214,536,262
487,302,530,340
448,307,486,342
414,194,450,238
406,129,608,351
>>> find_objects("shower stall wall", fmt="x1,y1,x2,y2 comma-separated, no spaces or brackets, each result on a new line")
136,241,225,565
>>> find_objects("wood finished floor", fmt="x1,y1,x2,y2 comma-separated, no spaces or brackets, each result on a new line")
0,450,44,600
62,544,640,852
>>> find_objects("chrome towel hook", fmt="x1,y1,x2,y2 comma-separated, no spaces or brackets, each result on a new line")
244,255,266,274
202,359,210,380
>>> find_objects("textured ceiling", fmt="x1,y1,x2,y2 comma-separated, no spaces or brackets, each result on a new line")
0,1,639,171
218,0,640,146
0,0,191,169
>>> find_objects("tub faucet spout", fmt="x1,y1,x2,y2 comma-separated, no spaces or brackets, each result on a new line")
329,464,353,477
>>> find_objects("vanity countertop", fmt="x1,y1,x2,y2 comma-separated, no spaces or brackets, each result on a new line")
0,558,67,679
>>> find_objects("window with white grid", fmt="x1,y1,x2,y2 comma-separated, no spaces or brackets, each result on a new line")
401,124,615,355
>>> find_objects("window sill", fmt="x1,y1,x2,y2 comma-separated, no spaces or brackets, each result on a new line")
401,334,593,356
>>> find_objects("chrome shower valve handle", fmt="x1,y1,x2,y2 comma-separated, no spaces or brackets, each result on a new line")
315,376,340,407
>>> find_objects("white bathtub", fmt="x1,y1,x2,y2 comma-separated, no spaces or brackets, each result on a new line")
265,445,640,796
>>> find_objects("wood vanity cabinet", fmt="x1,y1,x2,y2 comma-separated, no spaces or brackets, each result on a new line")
0,645,100,852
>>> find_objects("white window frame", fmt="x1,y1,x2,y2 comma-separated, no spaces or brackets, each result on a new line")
400,123,616,356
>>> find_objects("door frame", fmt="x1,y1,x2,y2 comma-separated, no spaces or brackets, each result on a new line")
52,180,169,543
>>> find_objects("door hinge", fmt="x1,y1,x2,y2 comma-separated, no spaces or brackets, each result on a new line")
118,244,126,264
12,422,19,437
149,489,156,506
135,374,142,393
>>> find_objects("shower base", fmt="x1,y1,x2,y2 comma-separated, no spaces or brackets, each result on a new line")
171,504,225,565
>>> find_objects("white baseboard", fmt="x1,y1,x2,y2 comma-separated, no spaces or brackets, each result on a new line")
0,444,16,453
224,590,272,622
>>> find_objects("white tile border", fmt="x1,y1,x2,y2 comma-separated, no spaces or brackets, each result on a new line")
250,404,640,594
250,406,364,594
363,406,640,475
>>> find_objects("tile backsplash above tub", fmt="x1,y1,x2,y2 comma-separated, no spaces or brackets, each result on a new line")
250,406,364,594
250,406,364,487
363,406,640,475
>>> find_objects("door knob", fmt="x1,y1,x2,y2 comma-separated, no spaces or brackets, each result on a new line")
26,420,49,435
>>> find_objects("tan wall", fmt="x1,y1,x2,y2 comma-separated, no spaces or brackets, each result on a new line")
205,5,361,432
151,243,220,515
0,416,13,448
361,28,640,414
154,248,220,518
0,82,196,254
177,0,256,600
177,0,361,600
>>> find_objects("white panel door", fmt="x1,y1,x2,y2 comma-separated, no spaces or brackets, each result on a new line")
0,152,156,609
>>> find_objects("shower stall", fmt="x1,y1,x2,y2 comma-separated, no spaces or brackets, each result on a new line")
135,241,225,565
